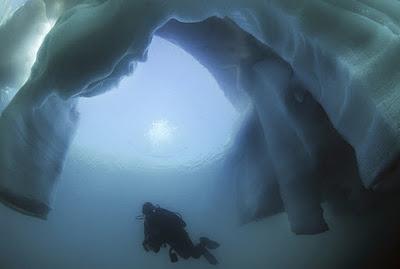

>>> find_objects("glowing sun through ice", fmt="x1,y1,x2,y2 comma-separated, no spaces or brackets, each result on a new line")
147,119,176,148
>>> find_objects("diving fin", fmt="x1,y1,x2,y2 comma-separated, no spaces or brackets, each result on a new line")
203,249,218,265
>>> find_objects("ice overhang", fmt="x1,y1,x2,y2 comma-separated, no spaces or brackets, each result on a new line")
1,0,400,235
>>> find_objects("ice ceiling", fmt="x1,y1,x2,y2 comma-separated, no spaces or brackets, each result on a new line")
1,0,400,235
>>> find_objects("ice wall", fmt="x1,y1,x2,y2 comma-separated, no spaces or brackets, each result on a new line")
1,0,400,233
224,0,400,190
228,109,284,224
159,0,400,232
157,18,254,111
0,0,49,90
156,17,367,234
0,0,78,218
0,0,11,25
0,94,78,218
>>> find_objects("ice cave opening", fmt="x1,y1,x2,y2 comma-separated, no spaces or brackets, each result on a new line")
0,31,245,269
75,36,240,172
3,1,400,268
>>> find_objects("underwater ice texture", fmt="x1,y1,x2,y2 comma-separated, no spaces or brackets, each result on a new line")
1,0,400,234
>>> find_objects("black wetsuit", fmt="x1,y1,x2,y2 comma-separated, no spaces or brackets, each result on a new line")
143,208,207,259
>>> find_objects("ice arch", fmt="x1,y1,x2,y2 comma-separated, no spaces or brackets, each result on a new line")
1,0,400,234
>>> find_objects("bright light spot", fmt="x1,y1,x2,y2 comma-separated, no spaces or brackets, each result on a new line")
76,37,239,168
24,19,56,84
27,20,55,64
147,120,176,147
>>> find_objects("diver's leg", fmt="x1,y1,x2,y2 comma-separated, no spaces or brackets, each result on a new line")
191,243,219,265
173,247,192,260
169,231,195,259
192,244,206,259
171,233,219,265
151,244,161,253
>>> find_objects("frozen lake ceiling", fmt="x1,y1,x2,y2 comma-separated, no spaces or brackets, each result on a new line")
1,0,400,235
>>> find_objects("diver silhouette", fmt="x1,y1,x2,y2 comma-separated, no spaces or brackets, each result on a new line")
139,202,220,265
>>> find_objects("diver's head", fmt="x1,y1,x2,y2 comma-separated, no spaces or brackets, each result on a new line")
142,202,156,216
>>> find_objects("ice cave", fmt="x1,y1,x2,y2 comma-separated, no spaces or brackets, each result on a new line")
1,0,400,268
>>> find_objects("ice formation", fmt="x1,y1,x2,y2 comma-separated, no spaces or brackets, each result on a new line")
1,0,400,233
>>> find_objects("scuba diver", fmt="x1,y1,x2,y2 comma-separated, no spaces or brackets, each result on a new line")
138,202,220,265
